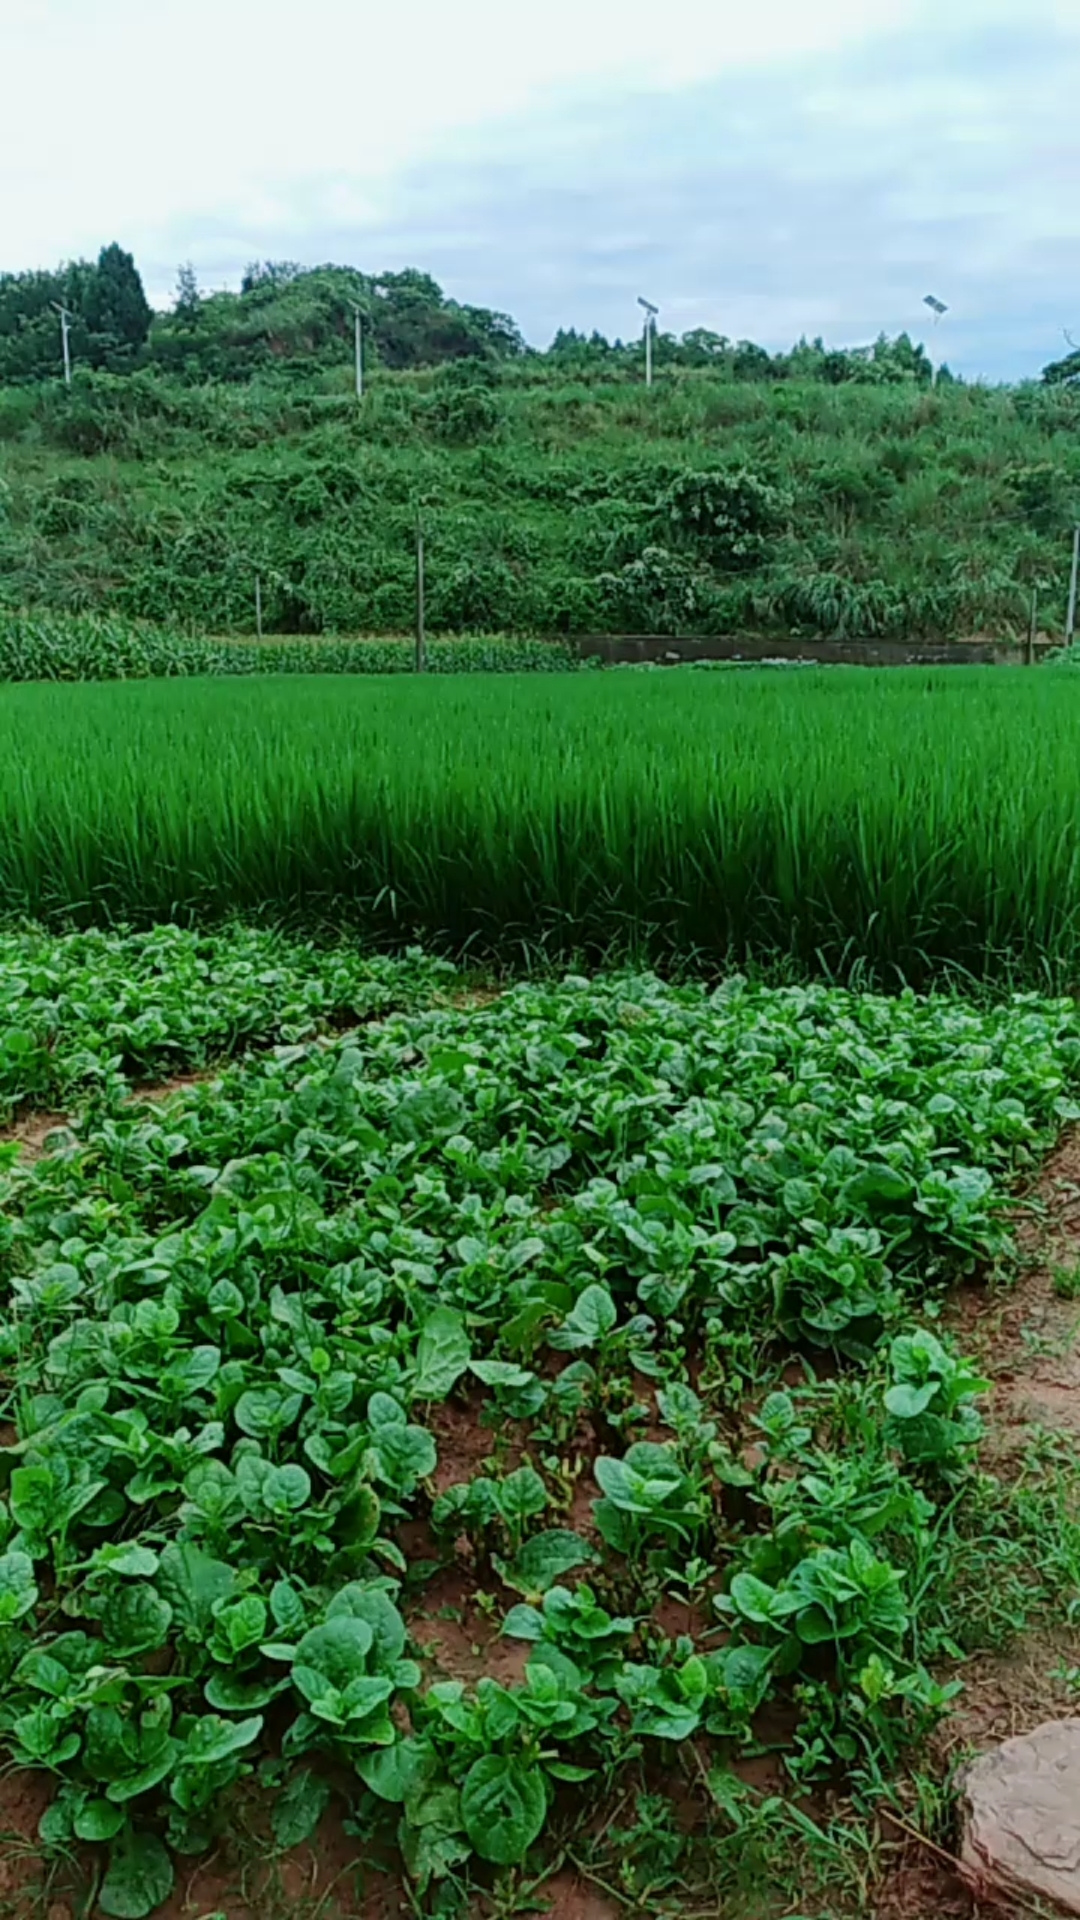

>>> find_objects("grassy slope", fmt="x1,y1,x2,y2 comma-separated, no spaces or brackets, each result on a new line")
1,363,1078,640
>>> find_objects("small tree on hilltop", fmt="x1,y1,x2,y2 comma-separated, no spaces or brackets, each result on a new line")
82,243,153,364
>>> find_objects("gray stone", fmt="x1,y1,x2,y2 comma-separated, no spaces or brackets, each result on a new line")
960,1718,1080,1913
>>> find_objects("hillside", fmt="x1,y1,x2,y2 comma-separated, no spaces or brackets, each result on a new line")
1,252,1079,640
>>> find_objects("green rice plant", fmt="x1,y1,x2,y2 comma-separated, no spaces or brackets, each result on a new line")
3,665,1080,985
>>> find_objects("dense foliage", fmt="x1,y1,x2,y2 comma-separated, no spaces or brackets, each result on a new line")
0,245,152,381
0,612,576,681
0,924,456,1121
1,942,1076,1913
4,668,1080,986
2,254,1078,642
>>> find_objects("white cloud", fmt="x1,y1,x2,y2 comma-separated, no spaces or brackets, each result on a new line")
3,0,914,270
2,0,1077,376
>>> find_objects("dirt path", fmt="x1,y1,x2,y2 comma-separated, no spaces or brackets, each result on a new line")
879,1135,1080,1919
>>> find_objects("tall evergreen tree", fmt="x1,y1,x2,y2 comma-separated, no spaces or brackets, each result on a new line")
82,243,153,363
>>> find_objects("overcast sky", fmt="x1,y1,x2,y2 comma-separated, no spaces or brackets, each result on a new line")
3,0,1077,378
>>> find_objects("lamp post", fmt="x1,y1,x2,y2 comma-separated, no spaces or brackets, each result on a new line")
51,302,74,385
350,302,364,400
923,294,948,388
637,295,659,388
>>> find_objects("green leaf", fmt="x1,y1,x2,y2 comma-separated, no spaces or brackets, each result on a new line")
390,1085,465,1144
497,1530,595,1595
292,1616,373,1693
99,1831,175,1920
728,1572,800,1626
157,1543,234,1638
270,1579,308,1636
460,1753,547,1865
367,1391,406,1433
884,1382,938,1419
325,1585,406,1666
74,1798,126,1843
468,1360,536,1389
502,1604,545,1640
496,1466,548,1524
371,1422,437,1491
0,1550,37,1624
551,1284,617,1350
357,1735,436,1805
272,1768,331,1848
180,1714,263,1767
842,1166,915,1211
90,1543,160,1580
204,1671,286,1713
234,1386,302,1440
101,1584,173,1658
413,1307,471,1400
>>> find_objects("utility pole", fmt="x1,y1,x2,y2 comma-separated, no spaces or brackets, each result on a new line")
637,295,659,388
351,303,364,400
255,575,263,641
1028,584,1039,666
51,302,73,386
1067,524,1080,648
415,512,426,672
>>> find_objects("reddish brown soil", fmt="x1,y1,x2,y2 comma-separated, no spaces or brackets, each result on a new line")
0,1768,55,1909
532,1869,620,1919
408,1565,531,1687
148,1801,401,1920
427,1392,502,1498
130,1069,218,1105
0,1110,76,1164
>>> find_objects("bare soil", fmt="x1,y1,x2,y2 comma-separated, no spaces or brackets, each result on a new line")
0,1110,76,1164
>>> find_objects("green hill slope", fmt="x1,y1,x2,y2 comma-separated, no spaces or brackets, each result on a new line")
2,257,1078,641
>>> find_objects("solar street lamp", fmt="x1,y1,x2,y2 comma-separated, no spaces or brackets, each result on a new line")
50,302,74,386
350,302,364,400
923,294,948,387
637,295,659,388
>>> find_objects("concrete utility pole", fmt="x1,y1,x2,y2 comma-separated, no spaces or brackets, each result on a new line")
51,302,74,385
1028,584,1039,666
1067,525,1080,648
415,512,426,672
351,303,364,400
637,295,659,388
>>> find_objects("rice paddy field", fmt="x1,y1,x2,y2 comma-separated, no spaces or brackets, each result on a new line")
3,664,1080,984
5,664,1080,1919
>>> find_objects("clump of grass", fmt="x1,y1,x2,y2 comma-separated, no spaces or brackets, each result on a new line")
1051,1261,1080,1300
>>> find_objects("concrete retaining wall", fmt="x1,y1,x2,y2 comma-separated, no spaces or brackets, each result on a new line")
574,634,1049,668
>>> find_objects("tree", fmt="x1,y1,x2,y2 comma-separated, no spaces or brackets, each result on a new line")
241,260,303,297
174,264,201,322
81,244,153,364
1042,340,1080,386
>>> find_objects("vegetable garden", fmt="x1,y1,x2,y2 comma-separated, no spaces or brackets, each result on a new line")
3,669,1080,1917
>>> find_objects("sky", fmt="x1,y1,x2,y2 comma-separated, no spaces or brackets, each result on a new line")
2,0,1077,379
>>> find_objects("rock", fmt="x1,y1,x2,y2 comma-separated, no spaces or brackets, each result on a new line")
960,1718,1080,1913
